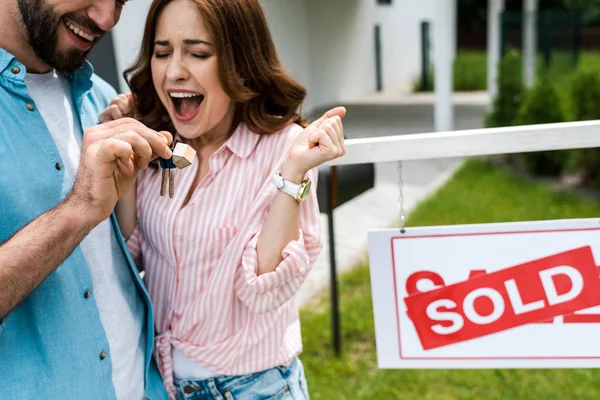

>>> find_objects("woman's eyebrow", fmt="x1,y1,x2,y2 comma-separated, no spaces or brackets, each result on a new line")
153,39,212,47
183,39,212,46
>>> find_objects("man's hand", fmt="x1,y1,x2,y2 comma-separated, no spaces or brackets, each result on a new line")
0,103,174,321
69,117,173,224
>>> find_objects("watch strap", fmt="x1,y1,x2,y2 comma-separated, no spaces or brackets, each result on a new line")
272,171,303,201
273,171,312,202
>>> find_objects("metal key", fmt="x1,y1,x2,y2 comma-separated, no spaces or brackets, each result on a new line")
159,150,176,198
159,142,197,199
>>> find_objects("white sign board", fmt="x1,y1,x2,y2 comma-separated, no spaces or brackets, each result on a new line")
367,218,600,369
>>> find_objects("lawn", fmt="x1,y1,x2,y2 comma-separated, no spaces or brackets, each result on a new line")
299,158,600,400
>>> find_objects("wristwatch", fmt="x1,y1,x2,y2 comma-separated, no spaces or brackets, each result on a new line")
272,170,311,203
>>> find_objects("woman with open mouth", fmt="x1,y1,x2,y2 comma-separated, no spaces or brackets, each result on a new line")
100,0,347,399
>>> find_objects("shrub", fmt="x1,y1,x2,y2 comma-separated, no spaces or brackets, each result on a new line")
566,69,600,187
515,76,568,176
453,51,487,91
412,67,434,92
484,49,525,128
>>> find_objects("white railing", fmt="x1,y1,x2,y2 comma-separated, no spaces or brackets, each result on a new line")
326,120,600,166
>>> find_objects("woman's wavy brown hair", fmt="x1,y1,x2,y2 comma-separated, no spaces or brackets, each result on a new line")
123,0,308,136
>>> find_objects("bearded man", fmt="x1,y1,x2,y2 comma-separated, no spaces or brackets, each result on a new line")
0,1,171,399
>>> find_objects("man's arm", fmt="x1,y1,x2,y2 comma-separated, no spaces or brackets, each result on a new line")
0,117,173,321
0,197,95,320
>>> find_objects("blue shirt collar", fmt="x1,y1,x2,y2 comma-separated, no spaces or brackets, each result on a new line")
0,46,94,83
0,47,15,74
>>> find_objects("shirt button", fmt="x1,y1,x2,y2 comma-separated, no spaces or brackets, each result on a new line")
55,162,62,171
183,385,196,394
100,351,107,360
11,66,20,74
27,103,34,111
84,290,91,299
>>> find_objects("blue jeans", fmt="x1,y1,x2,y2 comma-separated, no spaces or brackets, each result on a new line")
174,357,310,400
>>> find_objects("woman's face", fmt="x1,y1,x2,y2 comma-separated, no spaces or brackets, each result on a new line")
151,0,234,140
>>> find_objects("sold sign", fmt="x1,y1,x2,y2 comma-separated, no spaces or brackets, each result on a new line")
404,246,600,350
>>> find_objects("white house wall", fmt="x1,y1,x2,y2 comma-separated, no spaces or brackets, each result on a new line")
376,0,436,94
263,0,378,112
259,0,314,112
111,0,153,93
305,0,376,109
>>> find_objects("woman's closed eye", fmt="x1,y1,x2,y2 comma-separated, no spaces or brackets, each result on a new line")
153,52,211,60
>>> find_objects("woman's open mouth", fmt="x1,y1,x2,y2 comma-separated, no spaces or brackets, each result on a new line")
170,91,205,122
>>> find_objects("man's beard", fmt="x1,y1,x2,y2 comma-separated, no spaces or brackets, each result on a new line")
17,0,103,73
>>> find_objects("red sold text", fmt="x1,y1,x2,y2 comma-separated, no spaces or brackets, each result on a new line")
403,246,600,350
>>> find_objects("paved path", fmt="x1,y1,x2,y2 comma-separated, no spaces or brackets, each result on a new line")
296,92,489,305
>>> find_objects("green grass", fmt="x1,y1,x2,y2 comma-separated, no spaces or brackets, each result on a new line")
413,50,600,94
577,51,600,73
413,51,488,92
453,51,488,91
299,159,600,400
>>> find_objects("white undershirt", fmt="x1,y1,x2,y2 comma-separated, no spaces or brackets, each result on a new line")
173,347,219,380
25,70,146,400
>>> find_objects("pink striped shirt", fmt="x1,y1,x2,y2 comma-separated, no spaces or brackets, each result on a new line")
126,122,322,398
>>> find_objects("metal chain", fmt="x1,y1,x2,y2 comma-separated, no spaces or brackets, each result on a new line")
397,160,406,233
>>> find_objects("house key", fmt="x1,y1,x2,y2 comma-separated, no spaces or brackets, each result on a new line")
159,142,197,198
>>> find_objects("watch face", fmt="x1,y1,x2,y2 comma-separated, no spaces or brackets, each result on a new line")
299,179,312,200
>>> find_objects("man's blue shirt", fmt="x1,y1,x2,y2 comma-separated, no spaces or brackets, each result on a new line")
0,47,168,400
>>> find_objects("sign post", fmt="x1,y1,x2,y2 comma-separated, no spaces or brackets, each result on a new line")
368,218,600,369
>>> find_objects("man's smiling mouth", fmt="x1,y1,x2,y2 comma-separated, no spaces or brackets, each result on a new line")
62,17,97,42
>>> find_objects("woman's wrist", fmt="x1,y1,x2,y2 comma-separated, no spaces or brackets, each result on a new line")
279,160,307,184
